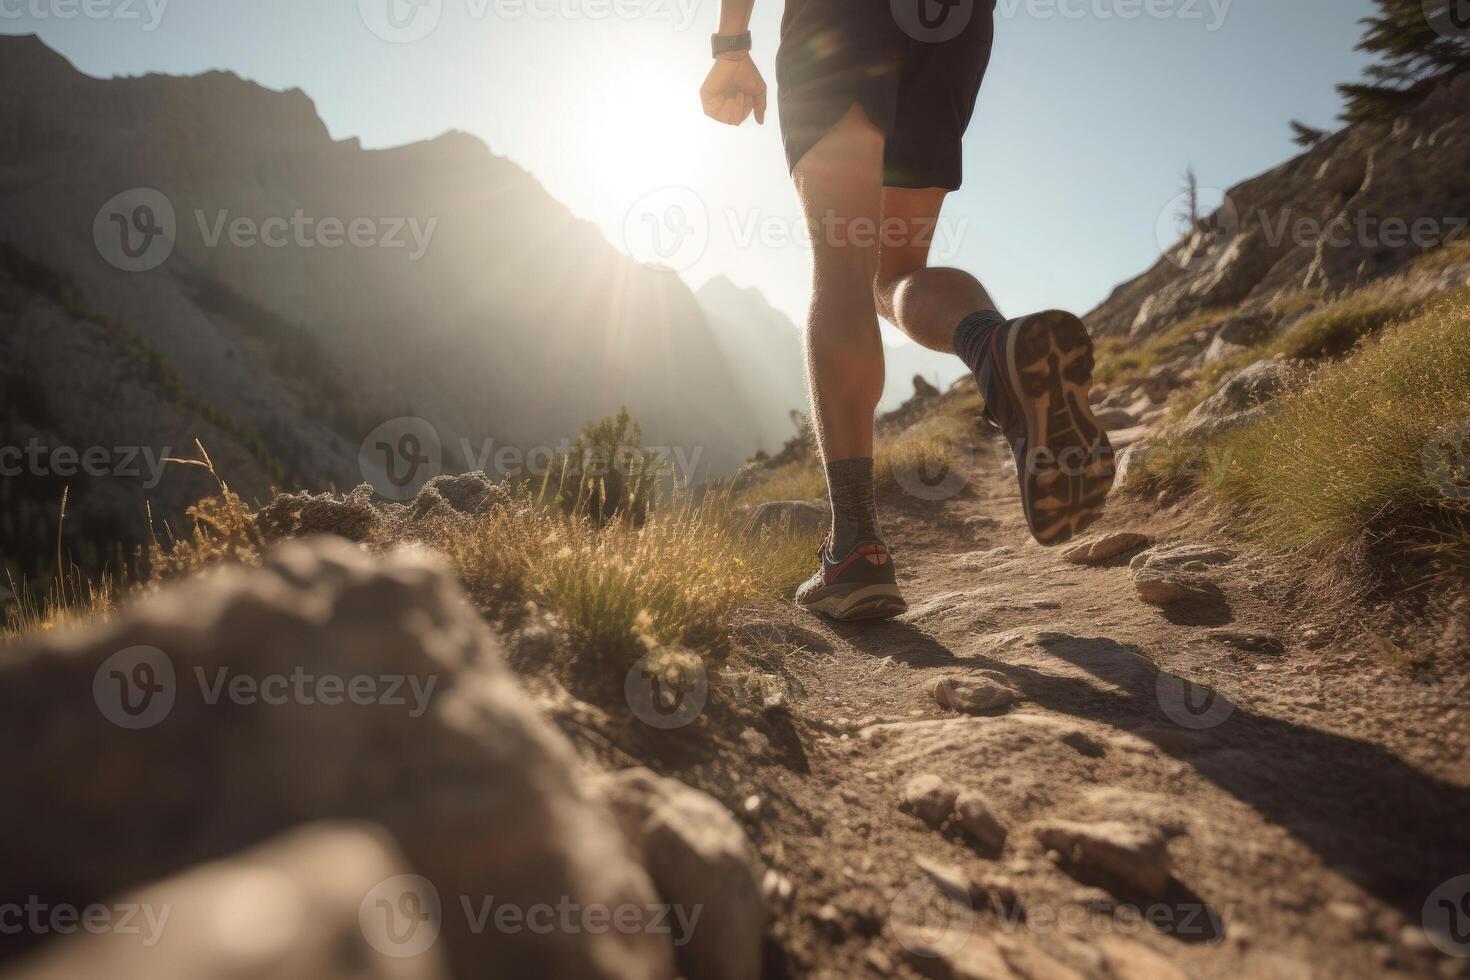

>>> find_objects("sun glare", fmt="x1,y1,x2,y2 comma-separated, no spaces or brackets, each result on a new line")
589,69,702,195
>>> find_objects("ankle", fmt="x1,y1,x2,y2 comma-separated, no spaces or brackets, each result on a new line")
953,308,1006,376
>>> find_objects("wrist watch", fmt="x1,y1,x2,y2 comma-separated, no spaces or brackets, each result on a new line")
711,31,752,58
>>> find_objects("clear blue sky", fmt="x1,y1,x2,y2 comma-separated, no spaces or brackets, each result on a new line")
5,0,1376,339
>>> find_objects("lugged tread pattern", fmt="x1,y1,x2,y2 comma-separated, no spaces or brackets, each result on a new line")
1008,310,1115,547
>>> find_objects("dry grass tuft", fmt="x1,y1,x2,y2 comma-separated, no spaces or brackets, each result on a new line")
1147,292,1470,586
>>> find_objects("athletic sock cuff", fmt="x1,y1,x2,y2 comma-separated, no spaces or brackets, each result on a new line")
953,308,1007,376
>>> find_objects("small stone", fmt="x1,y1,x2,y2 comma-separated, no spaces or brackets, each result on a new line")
901,774,958,829
1061,730,1107,758
742,794,763,817
932,676,1021,715
762,869,794,903
864,947,894,974
954,791,1008,850
739,728,772,754
1061,532,1151,565
972,872,1020,914
914,856,973,903
1034,820,1173,896
1327,900,1369,933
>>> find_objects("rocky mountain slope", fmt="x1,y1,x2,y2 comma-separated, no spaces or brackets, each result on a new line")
0,35,773,573
1086,72,1470,340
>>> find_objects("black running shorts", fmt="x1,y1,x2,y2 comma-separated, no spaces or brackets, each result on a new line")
776,0,996,190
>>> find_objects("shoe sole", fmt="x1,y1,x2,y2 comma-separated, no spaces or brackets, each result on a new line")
1003,310,1115,547
799,583,909,621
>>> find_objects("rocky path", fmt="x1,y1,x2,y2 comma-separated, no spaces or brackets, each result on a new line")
728,451,1470,979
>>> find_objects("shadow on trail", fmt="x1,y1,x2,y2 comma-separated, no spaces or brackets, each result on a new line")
836,622,1470,922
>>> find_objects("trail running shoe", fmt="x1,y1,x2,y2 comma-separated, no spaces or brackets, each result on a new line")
978,310,1115,546
795,540,908,621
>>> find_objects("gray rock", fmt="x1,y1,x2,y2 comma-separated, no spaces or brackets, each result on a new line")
1093,407,1139,430
1061,532,1151,565
0,823,450,980
1130,543,1232,606
256,484,383,543
931,676,1021,715
1034,820,1173,896
1188,357,1302,421
0,537,675,980
954,791,1008,850
1203,335,1250,367
901,774,958,829
1113,442,1153,484
742,500,827,536
596,769,767,980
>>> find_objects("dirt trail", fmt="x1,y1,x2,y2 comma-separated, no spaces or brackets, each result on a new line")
714,449,1470,979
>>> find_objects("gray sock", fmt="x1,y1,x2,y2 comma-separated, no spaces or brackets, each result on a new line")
825,457,880,558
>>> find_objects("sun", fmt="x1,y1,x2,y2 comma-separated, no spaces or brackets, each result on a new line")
588,68,702,195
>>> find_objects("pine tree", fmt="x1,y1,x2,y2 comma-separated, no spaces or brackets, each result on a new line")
1289,120,1330,147
1339,0,1470,123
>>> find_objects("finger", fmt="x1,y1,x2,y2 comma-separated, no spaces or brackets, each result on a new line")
754,88,767,125
721,98,742,126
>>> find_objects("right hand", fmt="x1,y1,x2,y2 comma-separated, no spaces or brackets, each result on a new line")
700,54,767,126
